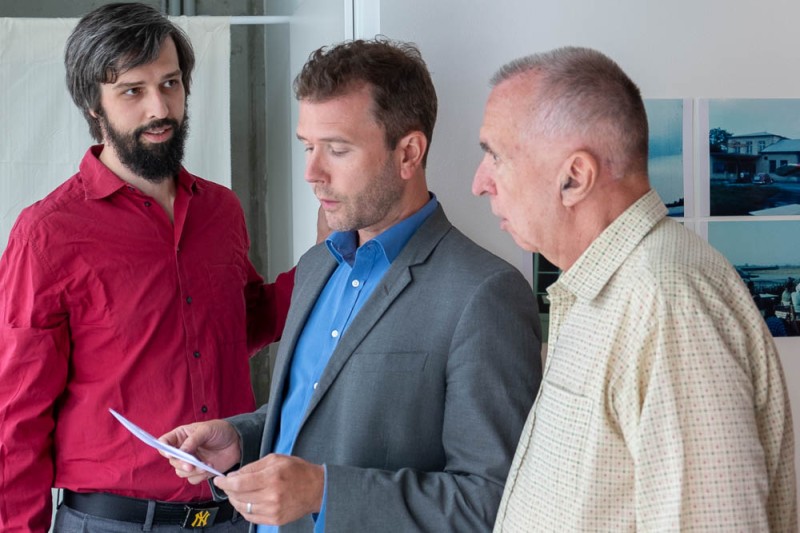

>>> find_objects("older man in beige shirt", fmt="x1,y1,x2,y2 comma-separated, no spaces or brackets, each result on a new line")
473,46,796,531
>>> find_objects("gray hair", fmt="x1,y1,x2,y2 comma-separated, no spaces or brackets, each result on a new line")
64,2,195,142
491,47,649,176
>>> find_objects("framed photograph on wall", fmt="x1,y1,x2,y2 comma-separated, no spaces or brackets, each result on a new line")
707,220,800,337
701,99,800,217
644,98,693,217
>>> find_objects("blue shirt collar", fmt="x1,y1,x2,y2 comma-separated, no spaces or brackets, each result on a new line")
326,194,439,266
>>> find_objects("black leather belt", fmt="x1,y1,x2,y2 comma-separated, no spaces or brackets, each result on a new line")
62,490,237,529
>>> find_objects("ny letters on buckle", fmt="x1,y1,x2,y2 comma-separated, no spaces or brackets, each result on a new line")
182,506,219,528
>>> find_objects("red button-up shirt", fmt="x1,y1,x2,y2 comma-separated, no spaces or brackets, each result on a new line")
0,146,294,532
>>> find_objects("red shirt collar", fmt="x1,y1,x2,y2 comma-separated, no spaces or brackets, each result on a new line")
80,144,197,200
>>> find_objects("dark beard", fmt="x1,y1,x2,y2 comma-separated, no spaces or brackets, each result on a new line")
101,113,189,183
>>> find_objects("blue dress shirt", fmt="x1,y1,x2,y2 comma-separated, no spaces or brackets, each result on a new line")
258,195,438,533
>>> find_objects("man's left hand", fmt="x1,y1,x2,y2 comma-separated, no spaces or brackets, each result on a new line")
213,453,325,526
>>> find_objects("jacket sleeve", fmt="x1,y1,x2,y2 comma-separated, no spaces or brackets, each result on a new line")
245,266,295,354
210,404,272,502
323,269,542,532
0,232,70,532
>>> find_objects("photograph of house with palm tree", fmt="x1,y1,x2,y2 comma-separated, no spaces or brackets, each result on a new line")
708,99,800,216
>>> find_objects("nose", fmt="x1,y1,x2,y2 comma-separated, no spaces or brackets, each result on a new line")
472,157,496,197
304,149,327,184
146,89,170,119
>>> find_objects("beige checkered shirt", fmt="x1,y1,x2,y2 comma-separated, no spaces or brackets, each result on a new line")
495,190,797,532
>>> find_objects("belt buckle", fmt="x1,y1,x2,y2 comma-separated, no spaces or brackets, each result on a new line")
182,505,219,529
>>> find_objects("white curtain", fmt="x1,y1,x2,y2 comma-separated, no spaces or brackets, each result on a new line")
0,16,231,253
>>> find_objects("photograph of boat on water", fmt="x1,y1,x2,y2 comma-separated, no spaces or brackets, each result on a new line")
707,220,800,337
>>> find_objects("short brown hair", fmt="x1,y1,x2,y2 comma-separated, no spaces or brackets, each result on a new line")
294,38,437,167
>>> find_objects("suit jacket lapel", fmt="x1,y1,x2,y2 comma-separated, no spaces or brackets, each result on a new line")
298,206,452,428
261,245,337,455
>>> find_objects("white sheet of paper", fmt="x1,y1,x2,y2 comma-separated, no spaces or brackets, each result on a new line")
109,408,226,477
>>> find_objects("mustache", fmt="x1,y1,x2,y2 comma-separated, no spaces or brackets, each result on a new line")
134,118,180,140
313,186,341,201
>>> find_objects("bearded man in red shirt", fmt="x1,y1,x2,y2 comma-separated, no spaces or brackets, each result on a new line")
0,3,307,531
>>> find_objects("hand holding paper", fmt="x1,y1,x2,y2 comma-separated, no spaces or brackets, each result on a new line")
156,416,244,485
109,408,226,477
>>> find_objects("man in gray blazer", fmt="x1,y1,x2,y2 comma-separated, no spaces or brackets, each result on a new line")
161,38,542,532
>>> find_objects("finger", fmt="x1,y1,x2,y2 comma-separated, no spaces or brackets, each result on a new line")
163,450,200,471
211,473,264,500
183,471,214,485
212,467,263,494
157,427,187,448
226,496,251,516
157,434,178,447
175,433,203,455
162,425,208,455
212,473,234,492
168,458,215,485
226,493,271,524
159,448,200,477
171,461,199,476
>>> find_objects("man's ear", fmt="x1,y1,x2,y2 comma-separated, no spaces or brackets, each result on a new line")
559,150,597,207
88,108,99,119
395,131,427,180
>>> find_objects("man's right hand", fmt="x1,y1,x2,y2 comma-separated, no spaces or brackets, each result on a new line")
159,420,242,485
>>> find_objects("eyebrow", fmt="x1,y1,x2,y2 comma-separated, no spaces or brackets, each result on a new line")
479,141,493,154
113,69,182,89
296,134,354,145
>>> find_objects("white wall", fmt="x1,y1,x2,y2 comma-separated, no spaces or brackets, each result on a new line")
285,0,349,264
376,0,800,504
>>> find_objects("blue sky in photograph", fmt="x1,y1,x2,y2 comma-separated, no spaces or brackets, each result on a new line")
644,99,683,206
709,99,800,139
708,220,800,266
645,99,683,157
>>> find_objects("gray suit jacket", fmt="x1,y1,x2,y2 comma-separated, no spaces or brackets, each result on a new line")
227,206,542,532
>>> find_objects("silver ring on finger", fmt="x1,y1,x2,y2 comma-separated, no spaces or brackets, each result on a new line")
246,501,253,514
